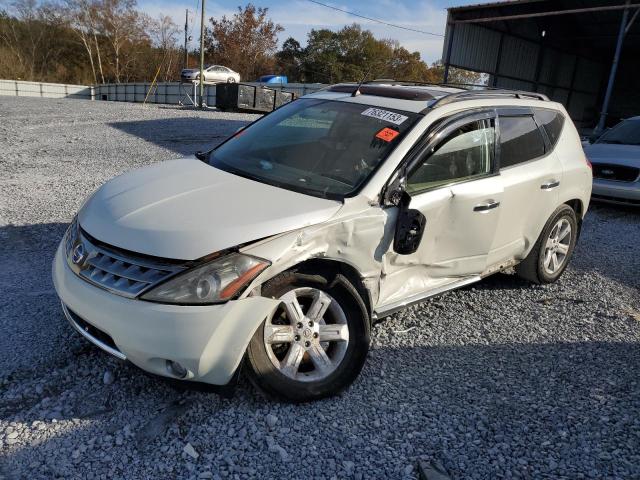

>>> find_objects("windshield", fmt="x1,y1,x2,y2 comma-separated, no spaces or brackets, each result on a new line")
209,98,420,199
597,119,640,145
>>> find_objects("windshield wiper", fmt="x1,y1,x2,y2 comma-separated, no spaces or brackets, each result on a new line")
195,150,209,162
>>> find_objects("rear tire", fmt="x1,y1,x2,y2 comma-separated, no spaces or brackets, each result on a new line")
245,270,370,403
227,77,236,83
516,204,578,284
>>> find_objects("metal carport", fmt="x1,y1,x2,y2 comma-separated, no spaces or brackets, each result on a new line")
442,0,640,133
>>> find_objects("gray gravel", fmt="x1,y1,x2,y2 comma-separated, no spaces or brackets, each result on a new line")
1,96,639,480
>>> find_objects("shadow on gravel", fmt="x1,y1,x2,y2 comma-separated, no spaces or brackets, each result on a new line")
571,202,640,291
108,117,250,155
1,340,639,478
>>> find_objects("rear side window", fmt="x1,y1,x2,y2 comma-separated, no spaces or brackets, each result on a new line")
499,116,546,168
535,109,565,147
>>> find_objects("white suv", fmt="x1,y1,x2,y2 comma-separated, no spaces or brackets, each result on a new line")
53,83,592,402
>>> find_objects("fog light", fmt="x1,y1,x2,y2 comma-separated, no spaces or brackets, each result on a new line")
166,360,188,378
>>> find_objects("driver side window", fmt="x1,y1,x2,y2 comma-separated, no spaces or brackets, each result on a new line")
406,119,495,194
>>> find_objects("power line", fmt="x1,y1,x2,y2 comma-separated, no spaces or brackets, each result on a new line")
306,0,444,37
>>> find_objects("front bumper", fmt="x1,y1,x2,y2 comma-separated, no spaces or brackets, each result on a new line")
592,178,640,206
52,243,279,385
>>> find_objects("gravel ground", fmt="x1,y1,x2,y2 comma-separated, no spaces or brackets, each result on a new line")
1,96,639,480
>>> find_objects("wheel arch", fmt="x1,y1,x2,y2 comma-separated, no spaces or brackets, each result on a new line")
280,258,374,322
564,198,584,238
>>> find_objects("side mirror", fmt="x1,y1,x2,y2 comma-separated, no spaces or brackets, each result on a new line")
393,192,426,255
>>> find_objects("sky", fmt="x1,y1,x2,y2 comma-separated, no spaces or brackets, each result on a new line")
138,0,484,64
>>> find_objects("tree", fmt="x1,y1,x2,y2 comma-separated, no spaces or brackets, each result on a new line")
98,0,149,83
0,0,87,82
293,24,443,84
59,0,104,83
148,14,181,82
430,60,483,86
275,37,302,81
204,4,283,81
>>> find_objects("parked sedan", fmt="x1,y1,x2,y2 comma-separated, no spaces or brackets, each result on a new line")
181,65,240,83
584,116,640,206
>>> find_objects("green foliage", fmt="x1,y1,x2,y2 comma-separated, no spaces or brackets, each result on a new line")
281,23,458,85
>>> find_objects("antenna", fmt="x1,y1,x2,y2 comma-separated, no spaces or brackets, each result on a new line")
352,66,373,97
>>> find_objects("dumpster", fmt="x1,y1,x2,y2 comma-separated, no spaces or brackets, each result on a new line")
215,83,294,113
258,75,288,84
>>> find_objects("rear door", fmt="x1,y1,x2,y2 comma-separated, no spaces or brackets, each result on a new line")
378,111,503,307
487,108,563,265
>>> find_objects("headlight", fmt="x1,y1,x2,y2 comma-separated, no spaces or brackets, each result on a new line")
140,253,270,305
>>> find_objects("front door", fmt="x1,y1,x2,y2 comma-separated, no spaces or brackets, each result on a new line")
378,112,503,308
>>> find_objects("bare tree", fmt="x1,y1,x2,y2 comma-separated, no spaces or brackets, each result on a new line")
0,0,50,79
98,0,147,83
148,14,180,81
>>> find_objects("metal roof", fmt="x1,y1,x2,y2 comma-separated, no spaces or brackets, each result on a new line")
442,0,640,128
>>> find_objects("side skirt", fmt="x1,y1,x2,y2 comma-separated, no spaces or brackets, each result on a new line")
373,275,481,320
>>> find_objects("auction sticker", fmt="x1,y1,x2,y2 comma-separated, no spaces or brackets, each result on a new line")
361,107,408,125
375,127,400,142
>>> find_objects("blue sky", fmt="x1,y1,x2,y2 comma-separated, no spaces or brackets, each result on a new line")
138,0,482,64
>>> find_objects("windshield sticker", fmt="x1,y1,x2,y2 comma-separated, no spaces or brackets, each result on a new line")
375,127,400,142
361,107,408,125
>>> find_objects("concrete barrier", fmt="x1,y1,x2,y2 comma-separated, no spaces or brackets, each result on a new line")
0,79,93,99
93,81,327,106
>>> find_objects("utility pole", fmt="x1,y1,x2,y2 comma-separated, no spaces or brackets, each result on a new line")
184,9,189,69
198,0,206,108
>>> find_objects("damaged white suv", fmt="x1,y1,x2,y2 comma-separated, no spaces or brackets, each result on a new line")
53,82,592,402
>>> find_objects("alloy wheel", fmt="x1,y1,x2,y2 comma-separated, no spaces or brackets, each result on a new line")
263,287,349,382
543,218,572,275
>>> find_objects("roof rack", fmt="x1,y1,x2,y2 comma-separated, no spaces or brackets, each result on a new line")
323,80,550,107
430,89,550,108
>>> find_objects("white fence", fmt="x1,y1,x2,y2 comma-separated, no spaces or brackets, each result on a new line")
92,82,327,105
0,79,327,106
0,79,93,99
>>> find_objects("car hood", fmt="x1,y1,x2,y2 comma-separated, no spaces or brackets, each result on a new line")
79,158,342,260
583,143,640,168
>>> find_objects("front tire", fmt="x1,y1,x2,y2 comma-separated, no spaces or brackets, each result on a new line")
516,204,578,284
245,270,370,402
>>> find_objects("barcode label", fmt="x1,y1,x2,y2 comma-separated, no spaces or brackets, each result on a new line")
361,107,408,125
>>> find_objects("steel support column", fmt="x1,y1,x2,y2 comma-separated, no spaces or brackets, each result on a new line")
443,17,455,83
596,1,630,134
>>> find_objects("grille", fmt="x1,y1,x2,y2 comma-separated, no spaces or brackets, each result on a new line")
66,225,185,298
592,163,640,182
66,306,119,351
62,304,126,360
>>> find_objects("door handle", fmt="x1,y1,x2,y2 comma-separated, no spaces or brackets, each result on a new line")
540,180,560,190
473,200,500,212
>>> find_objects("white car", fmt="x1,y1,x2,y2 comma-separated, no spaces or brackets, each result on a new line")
583,116,640,206
53,83,592,402
180,65,240,83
